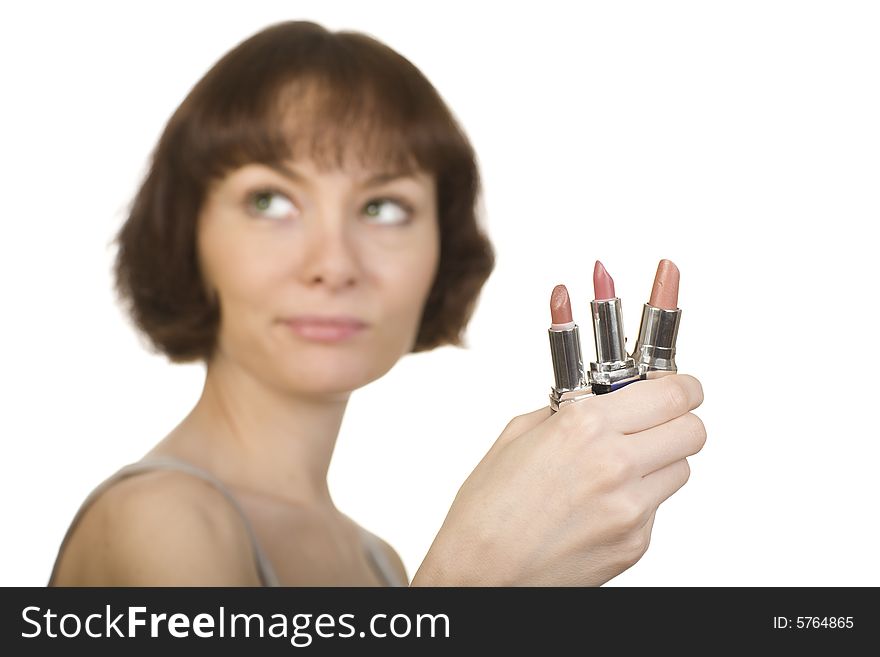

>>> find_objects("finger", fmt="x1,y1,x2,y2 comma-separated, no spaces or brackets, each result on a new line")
629,412,707,476
590,374,704,434
639,458,691,508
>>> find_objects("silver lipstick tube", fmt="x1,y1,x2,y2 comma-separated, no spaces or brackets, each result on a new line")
630,304,681,377
588,298,641,394
548,325,592,413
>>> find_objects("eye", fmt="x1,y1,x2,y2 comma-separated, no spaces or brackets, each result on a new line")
246,187,297,221
362,198,412,225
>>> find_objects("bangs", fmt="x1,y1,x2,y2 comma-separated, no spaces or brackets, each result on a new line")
277,78,429,175
177,29,464,185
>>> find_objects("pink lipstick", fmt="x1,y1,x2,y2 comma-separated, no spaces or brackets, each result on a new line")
283,316,366,343
587,261,642,394
593,260,616,301
547,284,591,413
630,259,682,376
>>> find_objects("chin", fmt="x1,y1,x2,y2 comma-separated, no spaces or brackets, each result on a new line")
273,351,399,397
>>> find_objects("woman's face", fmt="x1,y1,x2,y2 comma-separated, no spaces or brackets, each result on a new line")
197,158,439,399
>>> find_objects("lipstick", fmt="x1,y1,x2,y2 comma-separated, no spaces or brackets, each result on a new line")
630,259,681,377
548,284,592,412
587,261,642,394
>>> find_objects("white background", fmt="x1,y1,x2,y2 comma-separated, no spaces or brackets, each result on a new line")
2,1,878,586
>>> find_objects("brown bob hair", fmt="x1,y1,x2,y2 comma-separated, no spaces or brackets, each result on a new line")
114,21,494,363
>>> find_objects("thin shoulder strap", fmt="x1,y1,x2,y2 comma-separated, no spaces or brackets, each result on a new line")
48,456,280,587
361,529,408,587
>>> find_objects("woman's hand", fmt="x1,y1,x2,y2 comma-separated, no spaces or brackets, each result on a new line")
411,374,706,586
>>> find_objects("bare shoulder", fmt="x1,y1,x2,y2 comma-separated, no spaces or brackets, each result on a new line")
52,469,261,586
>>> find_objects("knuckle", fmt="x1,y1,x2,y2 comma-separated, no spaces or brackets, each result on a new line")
613,494,646,533
617,527,651,567
567,403,606,440
580,411,607,440
690,375,705,407
593,447,635,490
502,414,527,436
678,374,704,408
677,459,692,487
554,405,576,430
664,378,690,415
686,413,708,450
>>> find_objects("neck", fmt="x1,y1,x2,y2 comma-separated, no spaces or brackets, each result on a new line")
154,352,349,509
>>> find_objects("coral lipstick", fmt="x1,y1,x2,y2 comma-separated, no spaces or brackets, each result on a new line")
588,261,642,394
548,284,591,413
631,259,682,376
649,259,679,310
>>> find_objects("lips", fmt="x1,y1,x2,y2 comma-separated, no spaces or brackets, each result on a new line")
281,316,368,343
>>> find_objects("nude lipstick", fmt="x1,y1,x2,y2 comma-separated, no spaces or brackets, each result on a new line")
548,284,592,412
630,259,681,377
587,261,642,394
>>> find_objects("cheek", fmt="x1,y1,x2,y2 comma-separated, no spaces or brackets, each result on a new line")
376,243,439,323
200,229,294,331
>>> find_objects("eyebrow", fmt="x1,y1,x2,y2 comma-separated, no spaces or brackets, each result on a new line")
267,163,416,188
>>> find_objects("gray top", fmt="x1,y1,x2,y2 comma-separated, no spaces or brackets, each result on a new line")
47,456,407,587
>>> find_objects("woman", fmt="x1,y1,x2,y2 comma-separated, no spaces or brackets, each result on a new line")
49,21,705,587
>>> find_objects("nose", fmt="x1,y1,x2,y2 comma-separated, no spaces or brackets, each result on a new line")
300,223,362,291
